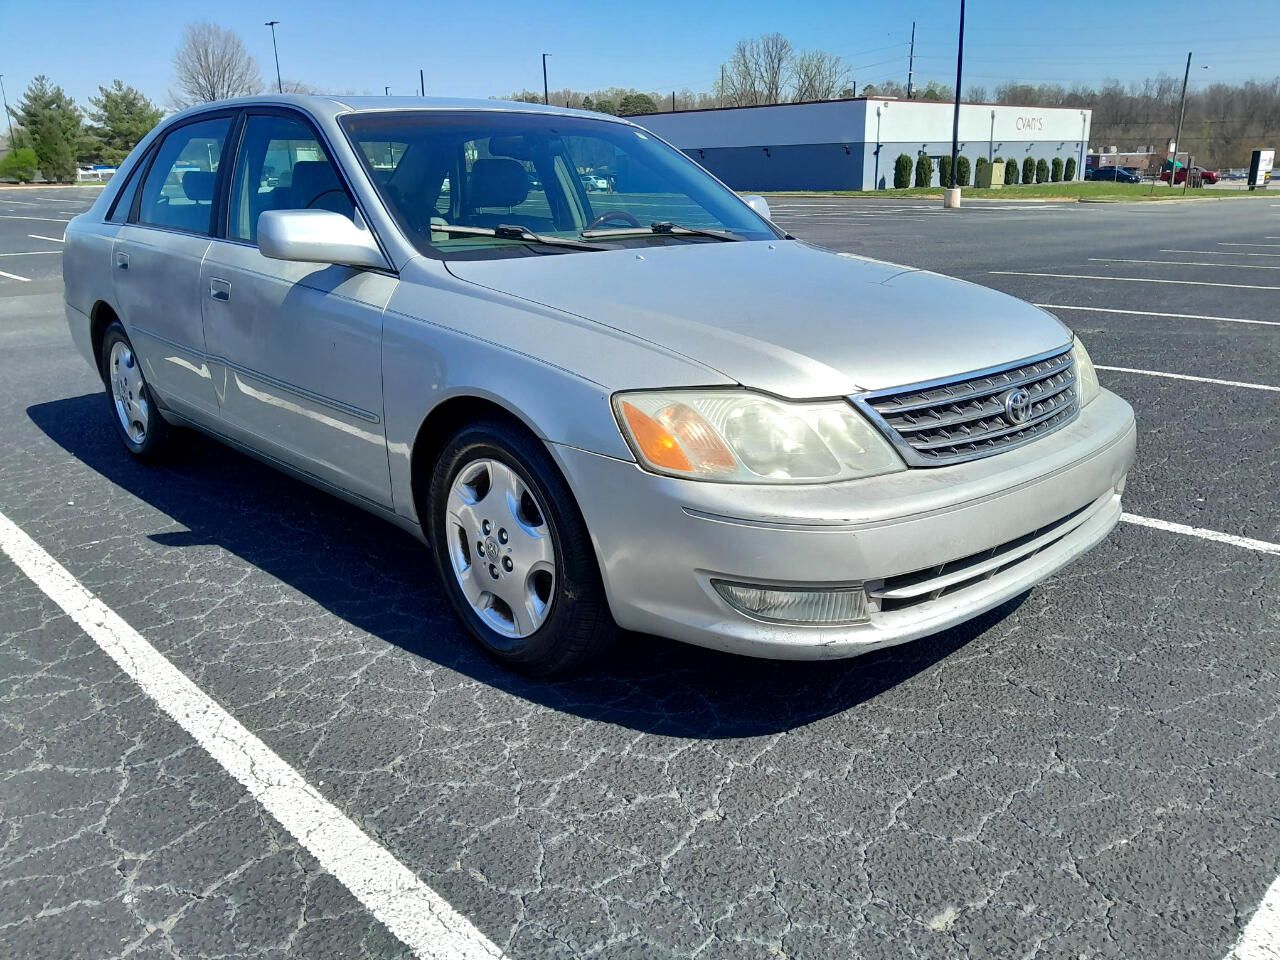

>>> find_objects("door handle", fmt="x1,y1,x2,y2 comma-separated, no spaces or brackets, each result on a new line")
115,252,129,270
209,278,231,302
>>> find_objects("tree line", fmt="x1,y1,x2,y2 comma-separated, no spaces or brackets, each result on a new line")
0,21,315,182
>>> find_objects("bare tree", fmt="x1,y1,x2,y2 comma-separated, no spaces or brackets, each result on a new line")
792,50,850,102
171,22,261,107
720,33,795,106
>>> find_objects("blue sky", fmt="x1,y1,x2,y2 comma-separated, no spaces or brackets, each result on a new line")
2,0,1276,109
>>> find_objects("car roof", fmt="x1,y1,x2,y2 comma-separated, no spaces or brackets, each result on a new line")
165,93,636,126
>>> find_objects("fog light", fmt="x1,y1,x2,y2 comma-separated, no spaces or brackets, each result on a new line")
712,580,869,625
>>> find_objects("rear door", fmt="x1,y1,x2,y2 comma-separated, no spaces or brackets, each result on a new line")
200,109,396,507
112,113,235,421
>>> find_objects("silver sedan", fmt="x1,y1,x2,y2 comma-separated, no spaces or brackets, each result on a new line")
63,95,1136,676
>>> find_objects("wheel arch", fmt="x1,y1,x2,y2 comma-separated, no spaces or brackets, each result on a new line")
408,393,547,525
89,300,122,378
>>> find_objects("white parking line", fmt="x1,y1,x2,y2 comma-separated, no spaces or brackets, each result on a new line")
0,250,61,257
1097,365,1278,392
0,198,39,206
991,271,1280,291
1033,303,1280,328
0,214,76,224
1224,874,1280,959
0,510,505,960
32,196,88,204
1089,257,1280,271
1219,242,1280,248
28,234,65,243
1161,249,1280,258
0,269,32,282
1120,514,1280,556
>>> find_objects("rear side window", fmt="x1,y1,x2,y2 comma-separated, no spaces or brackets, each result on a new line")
136,116,232,235
228,113,354,243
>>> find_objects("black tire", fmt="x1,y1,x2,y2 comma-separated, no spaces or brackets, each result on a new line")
426,417,617,677
99,321,178,462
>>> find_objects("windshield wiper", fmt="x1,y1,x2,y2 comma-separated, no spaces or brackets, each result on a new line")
580,221,742,242
431,223,613,251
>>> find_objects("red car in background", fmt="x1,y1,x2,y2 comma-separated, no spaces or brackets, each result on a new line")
1161,166,1219,184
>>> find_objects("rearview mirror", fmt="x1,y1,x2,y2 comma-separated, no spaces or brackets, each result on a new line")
743,195,772,220
258,209,387,270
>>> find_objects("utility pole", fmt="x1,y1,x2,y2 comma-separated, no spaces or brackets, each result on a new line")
907,21,916,99
671,91,676,112
384,86,391,96
0,75,14,147
542,53,551,105
264,21,283,94
1169,52,1192,187
720,64,727,103
945,0,966,206
419,68,425,97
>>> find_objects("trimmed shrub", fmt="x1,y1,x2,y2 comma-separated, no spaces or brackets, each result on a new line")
1051,158,1064,182
1064,157,1077,182
1004,157,1018,184
0,147,38,183
894,153,912,189
1035,158,1049,183
957,155,971,187
914,153,933,188
1022,157,1035,184
938,155,953,189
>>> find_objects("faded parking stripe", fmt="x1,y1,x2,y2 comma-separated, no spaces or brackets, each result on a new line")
0,509,506,960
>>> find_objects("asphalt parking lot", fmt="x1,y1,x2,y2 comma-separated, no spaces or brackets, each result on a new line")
0,185,1276,959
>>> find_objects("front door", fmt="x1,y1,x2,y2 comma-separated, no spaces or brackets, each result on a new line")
201,110,396,507
112,114,234,420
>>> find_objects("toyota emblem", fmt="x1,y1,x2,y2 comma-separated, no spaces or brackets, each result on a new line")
1003,388,1033,425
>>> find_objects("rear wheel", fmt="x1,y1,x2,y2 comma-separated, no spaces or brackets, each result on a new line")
100,322,177,461
426,418,616,677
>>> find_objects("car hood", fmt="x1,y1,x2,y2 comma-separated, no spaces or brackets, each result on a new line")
444,240,1071,397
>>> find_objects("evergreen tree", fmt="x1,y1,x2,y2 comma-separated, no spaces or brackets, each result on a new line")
87,81,164,166
11,75,83,182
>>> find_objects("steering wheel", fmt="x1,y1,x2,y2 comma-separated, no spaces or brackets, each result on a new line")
584,210,641,231
305,188,349,210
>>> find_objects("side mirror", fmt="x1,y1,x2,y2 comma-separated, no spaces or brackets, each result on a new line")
258,209,387,270
742,194,772,220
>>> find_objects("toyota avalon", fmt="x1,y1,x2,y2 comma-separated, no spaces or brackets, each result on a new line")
63,96,1136,676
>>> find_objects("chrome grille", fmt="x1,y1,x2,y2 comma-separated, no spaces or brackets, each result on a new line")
853,346,1078,466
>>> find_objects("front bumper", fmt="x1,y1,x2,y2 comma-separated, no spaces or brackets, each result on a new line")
552,388,1137,659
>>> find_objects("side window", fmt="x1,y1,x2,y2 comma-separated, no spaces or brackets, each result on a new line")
229,114,354,243
136,116,231,235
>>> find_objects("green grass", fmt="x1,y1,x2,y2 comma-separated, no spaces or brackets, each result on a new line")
760,182,1266,202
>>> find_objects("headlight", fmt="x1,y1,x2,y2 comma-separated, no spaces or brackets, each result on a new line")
613,390,904,483
1074,336,1101,406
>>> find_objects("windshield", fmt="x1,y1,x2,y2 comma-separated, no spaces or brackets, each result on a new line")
339,110,780,259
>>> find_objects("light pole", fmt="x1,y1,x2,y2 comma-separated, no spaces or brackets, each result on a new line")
1167,52,1193,187
542,53,551,105
264,21,283,94
945,0,966,207
0,75,13,147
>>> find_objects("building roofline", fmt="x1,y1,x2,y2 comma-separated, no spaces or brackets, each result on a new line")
628,96,1091,118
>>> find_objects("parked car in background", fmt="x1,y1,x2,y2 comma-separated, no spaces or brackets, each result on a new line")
63,95,1135,677
1086,167,1141,183
1160,166,1218,184
579,172,609,191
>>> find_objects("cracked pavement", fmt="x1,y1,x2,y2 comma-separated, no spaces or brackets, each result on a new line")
0,190,1277,958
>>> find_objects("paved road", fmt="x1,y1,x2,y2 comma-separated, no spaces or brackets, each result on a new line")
0,186,1276,959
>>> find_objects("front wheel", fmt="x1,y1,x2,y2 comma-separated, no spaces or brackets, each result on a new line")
426,419,617,677
99,322,177,462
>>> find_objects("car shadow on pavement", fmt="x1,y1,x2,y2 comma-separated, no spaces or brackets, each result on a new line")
28,393,1022,739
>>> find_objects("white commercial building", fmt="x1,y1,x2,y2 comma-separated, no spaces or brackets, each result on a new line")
638,98,1093,191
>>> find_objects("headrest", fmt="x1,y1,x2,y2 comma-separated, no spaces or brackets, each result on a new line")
181,170,215,202
469,158,529,208
290,161,342,208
